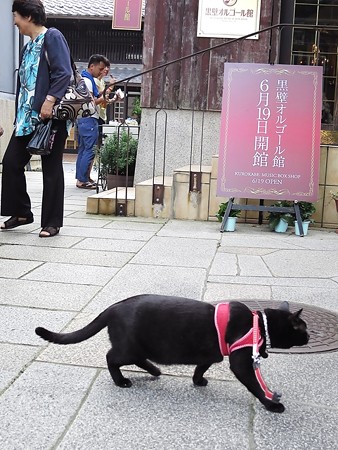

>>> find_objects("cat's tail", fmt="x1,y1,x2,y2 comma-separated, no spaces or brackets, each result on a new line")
35,309,109,344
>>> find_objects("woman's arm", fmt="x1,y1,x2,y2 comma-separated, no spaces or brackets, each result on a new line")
44,29,72,100
38,28,72,119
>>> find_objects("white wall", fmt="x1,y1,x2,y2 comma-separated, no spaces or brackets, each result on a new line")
0,0,19,164
0,0,19,95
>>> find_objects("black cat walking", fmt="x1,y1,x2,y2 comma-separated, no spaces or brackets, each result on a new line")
36,295,309,413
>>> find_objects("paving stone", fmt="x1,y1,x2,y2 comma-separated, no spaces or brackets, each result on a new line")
131,236,218,268
67,211,114,220
57,371,252,450
209,253,238,276
83,265,207,313
255,352,338,408
253,402,338,450
73,237,146,253
103,219,165,232
204,282,271,302
0,232,83,248
158,219,220,239
0,343,39,391
0,244,133,268
0,258,42,278
61,225,155,241
218,245,277,256
220,228,300,250
238,254,272,277
263,249,338,278
63,217,113,228
22,262,119,286
0,362,97,450
207,275,337,289
0,306,75,345
0,278,99,311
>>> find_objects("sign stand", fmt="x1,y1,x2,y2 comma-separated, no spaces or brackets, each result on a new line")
220,198,304,236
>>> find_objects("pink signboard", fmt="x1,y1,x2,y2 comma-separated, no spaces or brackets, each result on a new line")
217,63,323,202
112,0,143,30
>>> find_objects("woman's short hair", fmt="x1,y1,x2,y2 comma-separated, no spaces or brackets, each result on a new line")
12,0,47,26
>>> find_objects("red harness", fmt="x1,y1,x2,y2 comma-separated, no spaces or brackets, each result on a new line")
214,303,276,402
214,303,264,356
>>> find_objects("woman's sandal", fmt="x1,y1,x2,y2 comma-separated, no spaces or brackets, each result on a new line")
0,216,34,230
76,182,96,189
39,226,60,238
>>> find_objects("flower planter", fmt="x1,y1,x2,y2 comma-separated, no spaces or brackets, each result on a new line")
223,216,237,232
294,220,311,236
107,174,134,190
274,218,289,233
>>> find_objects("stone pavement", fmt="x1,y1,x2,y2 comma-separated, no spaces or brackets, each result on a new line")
0,162,338,450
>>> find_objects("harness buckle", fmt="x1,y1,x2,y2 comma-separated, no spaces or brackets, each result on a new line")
252,354,261,369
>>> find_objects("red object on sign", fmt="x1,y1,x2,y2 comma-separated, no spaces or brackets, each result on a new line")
112,0,143,30
217,63,323,202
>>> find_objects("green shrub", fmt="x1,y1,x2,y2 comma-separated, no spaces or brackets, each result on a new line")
100,131,138,176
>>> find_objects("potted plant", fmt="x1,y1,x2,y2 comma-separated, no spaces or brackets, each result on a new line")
216,201,241,231
131,96,142,124
99,130,138,189
294,201,316,236
267,200,294,232
329,190,338,213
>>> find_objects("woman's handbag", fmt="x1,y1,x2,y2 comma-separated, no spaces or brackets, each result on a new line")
26,120,56,156
53,60,97,122
45,51,96,122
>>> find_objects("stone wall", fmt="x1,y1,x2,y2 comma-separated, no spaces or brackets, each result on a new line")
134,108,221,183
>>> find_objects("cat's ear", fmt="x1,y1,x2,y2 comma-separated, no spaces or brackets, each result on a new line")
290,309,304,327
279,301,290,312
292,309,303,319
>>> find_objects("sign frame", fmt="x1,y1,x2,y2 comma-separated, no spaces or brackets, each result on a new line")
112,0,143,31
217,63,323,202
197,0,262,39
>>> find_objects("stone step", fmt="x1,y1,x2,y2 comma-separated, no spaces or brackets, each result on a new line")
87,187,135,215
86,158,217,218
135,175,173,218
136,175,173,186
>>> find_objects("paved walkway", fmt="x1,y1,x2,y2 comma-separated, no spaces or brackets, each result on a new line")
0,162,338,449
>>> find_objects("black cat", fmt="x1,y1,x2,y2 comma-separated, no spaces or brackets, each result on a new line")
35,295,309,413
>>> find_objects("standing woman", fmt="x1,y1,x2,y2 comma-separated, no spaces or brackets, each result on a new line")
0,0,72,237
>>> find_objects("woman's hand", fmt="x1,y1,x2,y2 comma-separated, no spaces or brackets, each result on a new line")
40,95,56,120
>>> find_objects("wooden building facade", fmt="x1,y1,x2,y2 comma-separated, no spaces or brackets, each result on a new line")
142,0,280,112
141,0,338,132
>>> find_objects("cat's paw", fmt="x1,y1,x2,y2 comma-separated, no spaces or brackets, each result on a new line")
193,377,208,387
149,367,161,377
265,402,285,413
117,378,132,388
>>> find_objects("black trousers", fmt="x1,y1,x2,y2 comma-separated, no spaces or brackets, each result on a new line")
1,121,67,228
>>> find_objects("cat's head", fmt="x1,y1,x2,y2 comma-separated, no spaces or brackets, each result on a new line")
266,301,310,349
